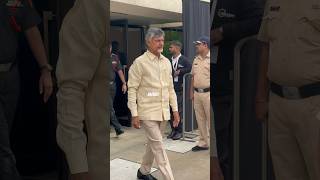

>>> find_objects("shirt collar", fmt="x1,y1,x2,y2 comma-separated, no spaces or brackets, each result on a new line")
197,51,210,60
146,50,165,61
172,53,181,62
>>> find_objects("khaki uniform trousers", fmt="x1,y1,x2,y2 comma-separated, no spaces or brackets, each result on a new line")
269,92,320,180
55,0,109,179
140,120,174,180
194,91,210,147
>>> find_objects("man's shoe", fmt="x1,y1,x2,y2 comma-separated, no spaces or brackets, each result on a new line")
116,129,124,136
167,131,176,139
172,132,182,140
137,169,157,180
192,145,209,152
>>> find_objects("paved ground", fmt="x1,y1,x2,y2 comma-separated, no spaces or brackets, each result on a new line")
110,123,210,180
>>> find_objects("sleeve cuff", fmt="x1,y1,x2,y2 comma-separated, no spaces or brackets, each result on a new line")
130,109,138,117
172,106,178,112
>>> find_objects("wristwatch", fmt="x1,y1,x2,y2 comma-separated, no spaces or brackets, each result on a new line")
40,64,53,72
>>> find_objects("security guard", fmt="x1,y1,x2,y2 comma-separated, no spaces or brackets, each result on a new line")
0,1,53,179
211,0,264,178
128,27,180,180
55,0,108,180
190,36,211,152
256,1,320,180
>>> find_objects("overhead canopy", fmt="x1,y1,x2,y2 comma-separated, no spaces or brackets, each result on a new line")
111,0,182,25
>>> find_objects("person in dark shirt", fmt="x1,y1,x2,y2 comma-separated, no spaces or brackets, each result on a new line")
109,44,127,136
167,40,191,140
112,41,128,67
211,0,265,179
0,1,53,179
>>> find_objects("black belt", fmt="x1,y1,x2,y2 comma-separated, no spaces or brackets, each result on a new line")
194,87,210,93
270,82,320,99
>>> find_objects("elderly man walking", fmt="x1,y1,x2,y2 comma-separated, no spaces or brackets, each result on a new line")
127,28,180,180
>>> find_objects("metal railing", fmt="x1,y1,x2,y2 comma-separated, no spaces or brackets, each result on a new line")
233,35,268,180
182,73,198,142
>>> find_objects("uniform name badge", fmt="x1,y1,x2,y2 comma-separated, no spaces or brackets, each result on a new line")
212,46,219,64
147,92,159,97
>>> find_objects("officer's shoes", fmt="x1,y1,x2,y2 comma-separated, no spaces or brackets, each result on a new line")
137,169,157,180
192,145,209,152
172,132,182,140
116,129,124,136
167,131,176,139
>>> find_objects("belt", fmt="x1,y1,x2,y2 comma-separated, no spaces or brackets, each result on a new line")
194,87,210,93
270,82,320,99
0,62,13,72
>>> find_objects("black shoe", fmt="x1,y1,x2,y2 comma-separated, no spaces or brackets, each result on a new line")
192,145,209,152
137,169,157,180
115,129,124,136
167,131,176,139
172,132,182,140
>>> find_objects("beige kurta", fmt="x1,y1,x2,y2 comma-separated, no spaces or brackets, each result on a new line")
127,50,178,121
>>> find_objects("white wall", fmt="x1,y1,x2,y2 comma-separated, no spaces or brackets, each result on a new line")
111,0,182,13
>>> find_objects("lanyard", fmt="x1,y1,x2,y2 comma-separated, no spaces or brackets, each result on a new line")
172,59,178,71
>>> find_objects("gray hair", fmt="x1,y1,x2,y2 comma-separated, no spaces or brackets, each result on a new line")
145,28,165,43
169,40,182,49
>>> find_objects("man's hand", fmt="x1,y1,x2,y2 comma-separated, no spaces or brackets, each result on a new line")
211,157,224,180
172,111,180,127
255,100,268,122
39,70,53,103
174,70,180,77
132,116,140,129
211,28,223,44
122,83,127,94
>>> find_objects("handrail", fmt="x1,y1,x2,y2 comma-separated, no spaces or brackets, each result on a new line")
233,35,266,180
182,72,198,142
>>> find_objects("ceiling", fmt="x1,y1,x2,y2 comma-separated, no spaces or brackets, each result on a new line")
111,1,182,26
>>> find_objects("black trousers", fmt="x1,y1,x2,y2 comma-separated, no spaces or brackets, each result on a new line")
213,95,233,180
110,83,122,132
169,90,183,133
0,66,20,180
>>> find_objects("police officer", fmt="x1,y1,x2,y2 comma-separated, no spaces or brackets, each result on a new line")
55,0,108,180
0,0,53,179
190,36,211,152
109,44,126,136
167,40,191,140
128,27,180,180
211,0,264,178
256,1,320,180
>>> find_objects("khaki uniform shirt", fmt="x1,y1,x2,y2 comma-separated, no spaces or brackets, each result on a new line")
258,0,320,86
127,51,178,121
191,52,211,88
56,0,109,84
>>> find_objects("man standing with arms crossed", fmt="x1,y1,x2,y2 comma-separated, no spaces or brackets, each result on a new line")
128,27,180,180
